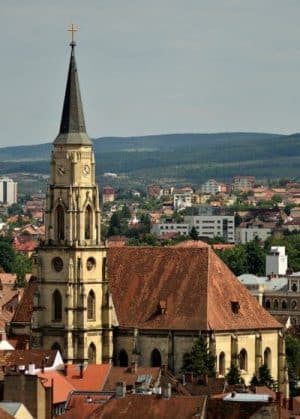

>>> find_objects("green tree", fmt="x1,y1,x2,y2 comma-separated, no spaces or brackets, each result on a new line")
181,337,215,377
7,203,23,216
226,362,243,385
250,364,274,388
107,212,122,237
217,245,248,276
189,227,199,241
13,253,32,287
286,335,300,396
0,240,16,272
121,204,131,219
245,237,265,275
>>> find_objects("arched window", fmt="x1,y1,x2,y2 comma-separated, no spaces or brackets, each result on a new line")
119,349,129,367
52,290,62,321
265,299,271,309
264,347,271,370
291,300,297,310
219,352,225,376
85,205,92,240
51,342,62,353
87,290,95,320
56,205,65,241
282,300,287,310
88,342,96,364
151,348,162,367
273,299,279,309
239,348,247,371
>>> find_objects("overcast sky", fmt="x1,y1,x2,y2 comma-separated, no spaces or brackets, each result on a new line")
1,0,300,146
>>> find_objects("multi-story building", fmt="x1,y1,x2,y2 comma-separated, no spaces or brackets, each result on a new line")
0,177,17,205
184,214,235,242
173,192,192,211
151,214,235,242
102,186,115,203
200,179,220,195
235,222,273,244
232,176,255,192
147,185,162,199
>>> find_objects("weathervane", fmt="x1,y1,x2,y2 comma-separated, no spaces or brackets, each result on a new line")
68,23,77,47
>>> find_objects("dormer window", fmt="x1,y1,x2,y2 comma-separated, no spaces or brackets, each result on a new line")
292,283,297,292
159,300,167,315
231,301,240,314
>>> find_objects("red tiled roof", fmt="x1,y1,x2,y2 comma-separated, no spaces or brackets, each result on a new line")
11,276,37,323
108,247,282,331
38,370,75,404
0,349,58,369
61,393,113,419
64,364,111,391
103,366,161,391
88,394,206,419
173,240,209,248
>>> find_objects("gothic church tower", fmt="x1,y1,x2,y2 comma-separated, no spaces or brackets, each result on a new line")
32,38,113,364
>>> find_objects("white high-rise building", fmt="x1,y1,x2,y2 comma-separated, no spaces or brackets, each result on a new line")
0,177,17,205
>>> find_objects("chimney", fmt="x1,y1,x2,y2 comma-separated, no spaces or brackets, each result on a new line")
79,364,84,379
28,363,35,375
116,382,126,398
162,383,171,400
130,361,137,374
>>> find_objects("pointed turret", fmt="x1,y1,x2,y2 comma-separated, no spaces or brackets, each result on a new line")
54,41,92,145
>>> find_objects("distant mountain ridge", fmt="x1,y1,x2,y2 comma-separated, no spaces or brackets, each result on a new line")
1,132,300,185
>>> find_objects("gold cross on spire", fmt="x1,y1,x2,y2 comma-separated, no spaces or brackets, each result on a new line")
68,23,77,44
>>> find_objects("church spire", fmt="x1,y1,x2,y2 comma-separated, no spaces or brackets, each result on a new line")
54,28,91,145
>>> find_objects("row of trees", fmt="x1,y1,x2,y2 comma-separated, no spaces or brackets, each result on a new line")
181,338,275,387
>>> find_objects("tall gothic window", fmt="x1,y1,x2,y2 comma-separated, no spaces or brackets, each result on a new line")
56,205,65,241
53,290,62,321
88,342,96,364
87,290,95,320
264,347,271,370
239,348,248,371
151,348,162,367
119,349,129,367
85,205,92,239
219,352,225,376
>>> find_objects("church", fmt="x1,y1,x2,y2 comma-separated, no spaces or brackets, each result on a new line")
18,36,288,395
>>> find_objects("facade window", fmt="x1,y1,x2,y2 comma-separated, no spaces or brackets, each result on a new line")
85,205,92,239
56,205,65,241
239,348,248,371
87,290,96,320
151,348,162,367
292,283,298,292
265,299,271,309
273,299,279,309
88,342,96,363
291,300,297,310
219,352,225,376
282,300,287,310
53,290,62,321
51,342,62,353
264,347,271,370
119,349,129,367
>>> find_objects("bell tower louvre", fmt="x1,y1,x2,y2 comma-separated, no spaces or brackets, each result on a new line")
31,29,113,364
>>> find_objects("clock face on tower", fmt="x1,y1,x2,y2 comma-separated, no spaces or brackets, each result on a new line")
82,164,90,176
52,257,64,272
57,166,66,176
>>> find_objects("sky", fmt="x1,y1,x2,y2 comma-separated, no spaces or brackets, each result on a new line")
1,0,300,146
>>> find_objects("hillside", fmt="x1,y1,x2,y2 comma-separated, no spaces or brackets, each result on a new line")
1,132,300,187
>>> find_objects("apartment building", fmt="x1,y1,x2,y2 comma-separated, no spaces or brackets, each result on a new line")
0,177,17,205
184,215,235,242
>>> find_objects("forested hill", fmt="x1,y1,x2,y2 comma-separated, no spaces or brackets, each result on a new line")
1,132,300,185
